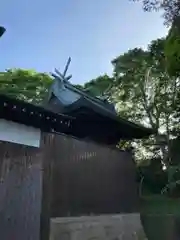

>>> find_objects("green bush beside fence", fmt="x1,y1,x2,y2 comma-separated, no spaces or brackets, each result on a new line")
140,195,180,239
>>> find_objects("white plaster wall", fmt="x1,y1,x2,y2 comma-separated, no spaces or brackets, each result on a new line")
49,214,147,240
0,119,40,147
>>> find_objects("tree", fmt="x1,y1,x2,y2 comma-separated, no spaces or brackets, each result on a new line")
131,1,180,76
110,37,180,195
0,68,52,104
131,0,180,26
76,74,114,98
111,38,180,166
164,17,180,77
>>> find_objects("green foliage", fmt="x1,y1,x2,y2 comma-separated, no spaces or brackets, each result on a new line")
111,38,180,168
0,68,52,103
141,195,180,239
112,40,160,126
140,195,180,214
74,84,85,91
131,0,180,25
165,22,180,77
131,0,180,77
77,74,114,98
137,158,167,195
161,165,180,196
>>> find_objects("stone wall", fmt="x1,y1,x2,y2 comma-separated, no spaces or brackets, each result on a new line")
49,213,147,240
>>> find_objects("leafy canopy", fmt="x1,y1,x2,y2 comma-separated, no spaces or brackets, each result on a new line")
130,0,180,77
131,0,180,25
0,69,52,104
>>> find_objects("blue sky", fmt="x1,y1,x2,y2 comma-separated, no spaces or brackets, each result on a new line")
1,0,168,84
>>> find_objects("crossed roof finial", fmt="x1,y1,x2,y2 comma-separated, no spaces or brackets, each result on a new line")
0,26,6,38
51,57,72,83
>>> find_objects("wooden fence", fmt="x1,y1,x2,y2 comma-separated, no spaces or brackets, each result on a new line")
0,133,139,240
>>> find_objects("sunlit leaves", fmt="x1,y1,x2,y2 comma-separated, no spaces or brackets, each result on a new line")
111,37,180,164
0,69,53,104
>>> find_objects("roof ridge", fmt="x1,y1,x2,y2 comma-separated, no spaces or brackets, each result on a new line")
64,80,115,109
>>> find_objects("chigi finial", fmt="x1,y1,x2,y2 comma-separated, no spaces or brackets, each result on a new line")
0,26,6,38
51,57,72,83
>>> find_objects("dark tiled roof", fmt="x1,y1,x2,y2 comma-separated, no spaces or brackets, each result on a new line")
63,81,118,117
45,80,155,141
0,94,74,136
0,94,155,145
